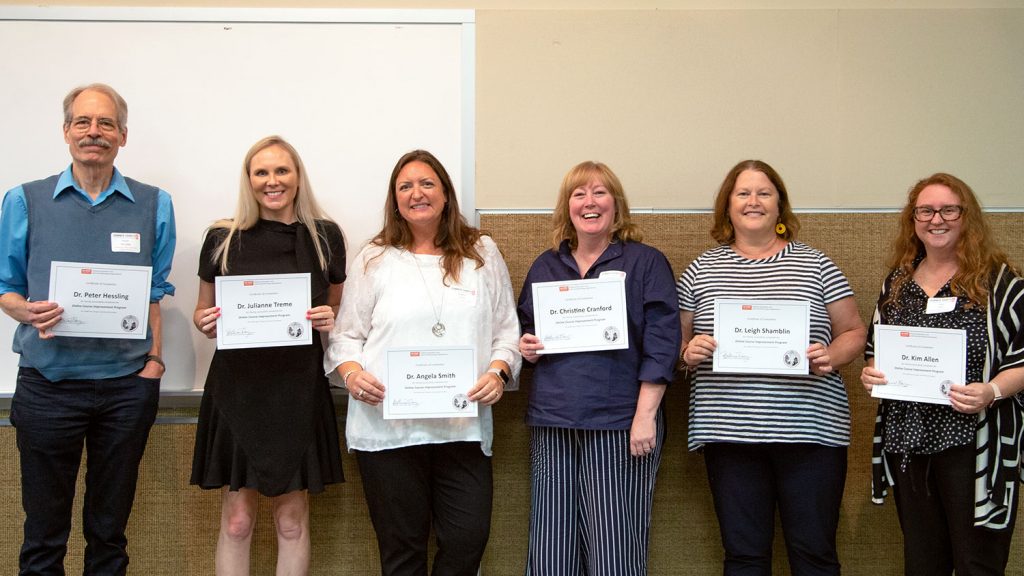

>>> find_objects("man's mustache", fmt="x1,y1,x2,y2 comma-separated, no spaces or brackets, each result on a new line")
77,137,111,149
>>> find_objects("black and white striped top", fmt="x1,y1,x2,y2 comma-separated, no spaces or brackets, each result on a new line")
677,242,855,450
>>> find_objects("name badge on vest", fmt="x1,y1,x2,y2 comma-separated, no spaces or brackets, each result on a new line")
111,232,141,253
926,296,957,314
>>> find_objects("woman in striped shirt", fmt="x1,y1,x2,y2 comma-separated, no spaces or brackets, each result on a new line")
677,160,866,575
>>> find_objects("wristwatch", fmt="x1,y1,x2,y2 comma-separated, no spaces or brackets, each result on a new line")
488,367,510,386
989,382,1004,406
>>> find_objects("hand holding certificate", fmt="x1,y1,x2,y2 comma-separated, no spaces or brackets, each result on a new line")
47,261,152,339
713,299,810,375
384,347,478,420
872,325,966,404
215,273,312,350
531,277,629,354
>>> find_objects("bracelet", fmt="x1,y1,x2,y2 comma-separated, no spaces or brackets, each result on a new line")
145,355,165,369
678,347,695,370
343,369,360,387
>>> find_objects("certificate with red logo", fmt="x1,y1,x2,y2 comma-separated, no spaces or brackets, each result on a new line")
215,273,311,350
384,346,477,420
531,277,629,354
713,299,810,375
872,324,967,404
47,261,152,339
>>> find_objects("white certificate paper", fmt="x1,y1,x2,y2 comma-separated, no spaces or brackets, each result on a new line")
531,277,629,354
47,261,152,339
215,273,311,350
713,299,810,375
872,324,967,405
384,346,478,420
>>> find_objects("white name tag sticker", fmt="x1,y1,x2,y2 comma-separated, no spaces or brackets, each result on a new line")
599,270,626,280
448,285,477,307
110,233,141,253
926,297,957,314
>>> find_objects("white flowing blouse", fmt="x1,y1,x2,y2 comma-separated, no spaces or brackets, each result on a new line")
324,235,521,455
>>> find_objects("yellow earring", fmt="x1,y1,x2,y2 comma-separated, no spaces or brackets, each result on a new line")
775,222,787,235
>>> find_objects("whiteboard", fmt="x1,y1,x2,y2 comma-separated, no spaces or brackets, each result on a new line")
0,7,475,393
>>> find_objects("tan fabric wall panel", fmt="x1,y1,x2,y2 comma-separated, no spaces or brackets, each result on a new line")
1,212,1022,574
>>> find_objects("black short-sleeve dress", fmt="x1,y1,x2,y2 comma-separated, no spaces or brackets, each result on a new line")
190,219,345,496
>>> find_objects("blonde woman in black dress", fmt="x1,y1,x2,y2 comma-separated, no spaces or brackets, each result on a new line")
191,136,345,575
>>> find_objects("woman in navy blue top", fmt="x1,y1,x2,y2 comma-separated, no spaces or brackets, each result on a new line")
517,161,680,575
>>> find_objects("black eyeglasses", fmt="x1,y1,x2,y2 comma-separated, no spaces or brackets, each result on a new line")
913,205,963,222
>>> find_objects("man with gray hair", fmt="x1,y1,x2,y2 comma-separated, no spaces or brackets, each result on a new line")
0,84,176,575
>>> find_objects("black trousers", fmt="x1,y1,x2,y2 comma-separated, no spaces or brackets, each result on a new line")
703,442,847,576
356,442,492,576
888,444,1017,576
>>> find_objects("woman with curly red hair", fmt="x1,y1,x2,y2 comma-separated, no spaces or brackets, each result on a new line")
861,173,1024,575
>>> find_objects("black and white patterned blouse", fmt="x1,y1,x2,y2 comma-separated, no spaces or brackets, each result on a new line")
865,268,987,457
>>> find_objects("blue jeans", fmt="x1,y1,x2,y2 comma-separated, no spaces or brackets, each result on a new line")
703,442,847,576
11,366,160,576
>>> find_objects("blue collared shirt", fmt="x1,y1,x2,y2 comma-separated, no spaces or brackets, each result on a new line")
0,165,176,301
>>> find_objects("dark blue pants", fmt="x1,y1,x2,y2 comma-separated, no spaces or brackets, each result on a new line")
356,442,492,576
703,442,847,576
11,367,160,576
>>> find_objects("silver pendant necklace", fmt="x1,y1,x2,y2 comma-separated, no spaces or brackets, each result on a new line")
411,251,446,337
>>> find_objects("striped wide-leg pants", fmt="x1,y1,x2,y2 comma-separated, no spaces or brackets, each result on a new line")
525,410,664,575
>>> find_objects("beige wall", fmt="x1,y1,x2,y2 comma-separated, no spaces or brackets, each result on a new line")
476,7,1023,210
2,1,1021,209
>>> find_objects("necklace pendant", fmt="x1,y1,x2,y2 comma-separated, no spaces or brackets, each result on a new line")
432,322,446,337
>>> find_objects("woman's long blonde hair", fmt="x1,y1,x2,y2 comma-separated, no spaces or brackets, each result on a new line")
884,172,1016,308
209,136,333,274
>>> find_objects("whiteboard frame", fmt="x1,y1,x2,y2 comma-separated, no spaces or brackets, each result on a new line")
0,7,477,397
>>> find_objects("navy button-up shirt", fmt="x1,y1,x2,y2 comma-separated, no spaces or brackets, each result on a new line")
518,239,680,430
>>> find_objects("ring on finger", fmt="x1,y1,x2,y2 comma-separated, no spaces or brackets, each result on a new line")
358,389,365,399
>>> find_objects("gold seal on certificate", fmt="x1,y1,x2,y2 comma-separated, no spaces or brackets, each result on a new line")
47,261,152,339
872,324,967,405
214,273,312,350
531,276,629,354
384,347,478,420
713,299,810,375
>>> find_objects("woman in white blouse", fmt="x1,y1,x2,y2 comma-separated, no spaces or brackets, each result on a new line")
325,150,521,576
